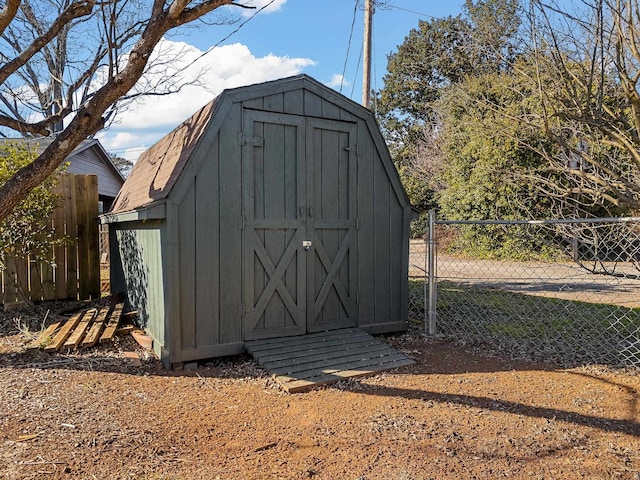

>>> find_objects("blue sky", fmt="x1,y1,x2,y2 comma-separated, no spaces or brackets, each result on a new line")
99,0,465,161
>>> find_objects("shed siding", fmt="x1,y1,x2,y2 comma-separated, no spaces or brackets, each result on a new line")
178,186,196,350
104,75,411,364
357,124,406,328
217,103,244,345
195,142,220,348
284,90,304,115
174,104,244,360
111,223,166,347
357,121,376,326
373,153,392,322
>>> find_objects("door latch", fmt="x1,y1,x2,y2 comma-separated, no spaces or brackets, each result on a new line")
302,240,312,251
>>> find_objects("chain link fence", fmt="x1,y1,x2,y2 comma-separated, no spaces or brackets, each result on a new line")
409,215,640,368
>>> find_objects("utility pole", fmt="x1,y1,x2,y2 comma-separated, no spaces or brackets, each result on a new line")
362,0,373,109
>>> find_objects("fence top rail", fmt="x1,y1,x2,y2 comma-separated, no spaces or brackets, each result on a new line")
435,216,640,226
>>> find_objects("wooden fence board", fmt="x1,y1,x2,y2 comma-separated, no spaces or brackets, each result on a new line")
84,175,100,299
53,189,67,300
41,244,56,300
63,174,79,300
0,173,100,304
29,258,43,301
2,265,16,305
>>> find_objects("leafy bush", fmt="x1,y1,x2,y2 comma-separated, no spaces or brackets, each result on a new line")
0,141,66,303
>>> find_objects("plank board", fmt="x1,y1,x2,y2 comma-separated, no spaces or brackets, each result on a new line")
27,322,62,350
44,312,85,352
63,308,96,348
246,328,415,393
100,303,124,343
82,306,110,347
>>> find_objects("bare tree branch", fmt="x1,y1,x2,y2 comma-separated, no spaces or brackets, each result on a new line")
0,0,20,36
0,0,96,85
0,0,248,220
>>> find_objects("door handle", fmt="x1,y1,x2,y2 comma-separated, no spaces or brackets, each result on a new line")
308,207,314,218
302,240,312,251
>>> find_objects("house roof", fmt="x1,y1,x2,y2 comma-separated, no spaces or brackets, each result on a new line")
110,99,216,213
108,74,411,215
21,137,125,181
2,137,125,198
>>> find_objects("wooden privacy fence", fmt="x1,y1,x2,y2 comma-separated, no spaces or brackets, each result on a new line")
0,174,100,305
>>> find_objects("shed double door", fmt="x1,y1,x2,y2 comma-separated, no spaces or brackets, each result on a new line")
242,110,358,341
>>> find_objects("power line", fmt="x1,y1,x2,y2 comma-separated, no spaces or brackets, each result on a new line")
163,0,278,84
385,3,439,19
340,0,359,93
350,43,363,99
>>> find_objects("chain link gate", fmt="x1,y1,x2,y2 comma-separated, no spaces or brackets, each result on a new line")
409,213,640,368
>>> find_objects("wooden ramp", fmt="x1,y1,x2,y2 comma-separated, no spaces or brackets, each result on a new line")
245,328,415,393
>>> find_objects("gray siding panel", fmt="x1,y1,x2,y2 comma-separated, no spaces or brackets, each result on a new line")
357,129,376,326
243,98,263,110
303,91,322,116
389,182,404,323
113,223,165,345
283,89,304,115
178,187,196,350
264,92,284,112
321,99,340,120
373,150,391,324
218,104,243,344
194,138,221,348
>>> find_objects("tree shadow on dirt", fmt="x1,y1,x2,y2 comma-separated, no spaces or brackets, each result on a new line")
340,380,640,438
2,322,639,442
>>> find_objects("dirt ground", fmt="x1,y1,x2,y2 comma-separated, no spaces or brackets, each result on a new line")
1,301,639,480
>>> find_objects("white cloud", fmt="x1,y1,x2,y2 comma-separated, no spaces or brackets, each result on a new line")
103,38,314,161
326,74,347,89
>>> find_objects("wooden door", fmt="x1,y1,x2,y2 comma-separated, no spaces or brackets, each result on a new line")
243,111,357,340
306,118,358,332
243,111,307,340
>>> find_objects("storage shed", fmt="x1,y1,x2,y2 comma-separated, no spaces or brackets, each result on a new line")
101,75,413,367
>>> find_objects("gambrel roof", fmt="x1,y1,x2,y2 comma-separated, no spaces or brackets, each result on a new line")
110,74,411,215
111,100,216,213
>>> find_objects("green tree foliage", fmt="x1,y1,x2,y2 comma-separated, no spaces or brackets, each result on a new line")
435,69,563,258
436,68,551,220
109,154,134,178
376,0,522,235
376,13,477,225
0,141,64,303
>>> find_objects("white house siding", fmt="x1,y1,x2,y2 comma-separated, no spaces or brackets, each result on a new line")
66,148,122,197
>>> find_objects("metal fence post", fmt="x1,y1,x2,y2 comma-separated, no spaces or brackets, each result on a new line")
427,210,437,335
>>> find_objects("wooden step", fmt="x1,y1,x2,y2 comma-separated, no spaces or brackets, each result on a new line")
246,328,415,393
30,305,130,352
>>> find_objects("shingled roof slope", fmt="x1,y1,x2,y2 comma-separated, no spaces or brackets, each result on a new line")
110,99,216,213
